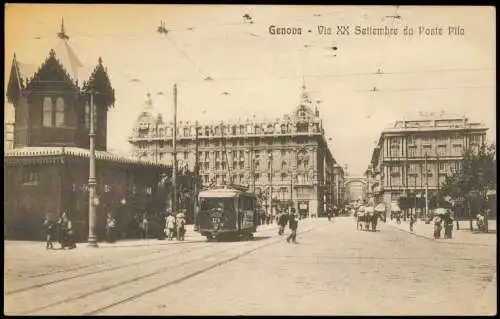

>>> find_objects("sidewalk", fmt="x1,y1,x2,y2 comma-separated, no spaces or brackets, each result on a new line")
5,224,282,249
387,219,496,247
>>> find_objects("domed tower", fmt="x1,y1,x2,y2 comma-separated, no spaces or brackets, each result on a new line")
292,83,321,133
129,92,159,160
5,20,114,151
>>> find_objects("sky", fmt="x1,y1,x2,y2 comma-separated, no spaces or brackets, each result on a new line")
4,5,496,176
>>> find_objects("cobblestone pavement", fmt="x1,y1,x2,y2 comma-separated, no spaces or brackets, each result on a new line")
4,217,496,315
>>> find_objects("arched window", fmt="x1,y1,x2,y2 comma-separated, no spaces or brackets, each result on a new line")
43,97,53,127
55,97,65,127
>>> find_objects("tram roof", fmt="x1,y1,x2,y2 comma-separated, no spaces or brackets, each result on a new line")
198,186,256,198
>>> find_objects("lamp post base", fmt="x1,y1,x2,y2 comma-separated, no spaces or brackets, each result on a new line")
87,237,99,247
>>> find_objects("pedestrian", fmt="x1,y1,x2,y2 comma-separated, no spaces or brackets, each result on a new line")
43,214,56,250
409,213,415,232
433,215,443,239
141,213,149,239
166,212,176,240
444,214,454,239
396,212,401,224
286,209,299,244
105,212,117,243
58,212,76,249
476,212,485,232
277,210,288,236
176,210,186,241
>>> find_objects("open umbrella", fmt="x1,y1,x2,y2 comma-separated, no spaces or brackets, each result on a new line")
374,203,386,212
434,208,449,216
390,202,401,212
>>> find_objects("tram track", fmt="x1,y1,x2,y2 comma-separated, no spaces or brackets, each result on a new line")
22,239,205,280
16,241,251,315
6,222,324,315
85,222,325,316
5,241,213,296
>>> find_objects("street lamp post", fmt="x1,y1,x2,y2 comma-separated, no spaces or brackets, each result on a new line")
87,91,98,247
172,83,178,212
193,121,199,230
425,152,429,218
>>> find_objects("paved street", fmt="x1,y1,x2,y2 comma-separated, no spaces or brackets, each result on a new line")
4,217,496,315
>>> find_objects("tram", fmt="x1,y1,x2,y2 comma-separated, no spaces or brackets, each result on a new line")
197,185,258,241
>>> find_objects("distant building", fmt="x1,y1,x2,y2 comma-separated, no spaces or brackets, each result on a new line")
4,22,172,241
366,112,488,217
129,87,345,217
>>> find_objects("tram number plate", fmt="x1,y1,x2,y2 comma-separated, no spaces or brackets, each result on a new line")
212,217,220,224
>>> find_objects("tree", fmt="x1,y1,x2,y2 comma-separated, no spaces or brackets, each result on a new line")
440,143,496,231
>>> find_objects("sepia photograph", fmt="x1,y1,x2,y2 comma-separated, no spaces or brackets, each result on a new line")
3,4,496,315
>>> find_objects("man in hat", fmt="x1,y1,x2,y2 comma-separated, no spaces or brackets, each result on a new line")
176,209,186,241
166,211,176,241
287,208,299,244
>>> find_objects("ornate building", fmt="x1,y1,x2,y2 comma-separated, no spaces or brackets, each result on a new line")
129,87,344,217
4,22,171,241
366,112,488,218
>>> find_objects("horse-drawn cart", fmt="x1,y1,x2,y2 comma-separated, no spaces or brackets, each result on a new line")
356,206,385,231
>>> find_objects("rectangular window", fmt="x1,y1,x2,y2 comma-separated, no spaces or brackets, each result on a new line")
407,135,415,145
452,145,463,156
408,164,418,173
390,145,400,157
436,145,447,156
23,169,40,185
408,147,417,158
422,136,432,145
470,134,481,144
439,162,446,172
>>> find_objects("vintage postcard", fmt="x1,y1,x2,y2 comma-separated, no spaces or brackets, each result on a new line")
4,4,496,315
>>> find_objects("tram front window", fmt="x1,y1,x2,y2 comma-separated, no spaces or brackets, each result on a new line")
200,198,235,213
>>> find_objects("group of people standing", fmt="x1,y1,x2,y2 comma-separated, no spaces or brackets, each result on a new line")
164,209,186,241
276,208,299,244
433,214,454,239
43,212,76,250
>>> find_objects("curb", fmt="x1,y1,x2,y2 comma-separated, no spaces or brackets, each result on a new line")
387,223,496,247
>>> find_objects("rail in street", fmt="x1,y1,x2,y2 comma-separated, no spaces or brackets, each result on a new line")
4,217,496,315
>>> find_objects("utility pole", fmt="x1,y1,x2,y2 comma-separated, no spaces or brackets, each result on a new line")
436,152,440,208
193,121,199,230
269,152,273,217
289,169,293,213
87,91,98,247
172,83,178,212
425,152,429,218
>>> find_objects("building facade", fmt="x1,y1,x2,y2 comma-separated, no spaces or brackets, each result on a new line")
129,88,344,217
367,113,488,217
4,122,14,152
4,23,175,241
